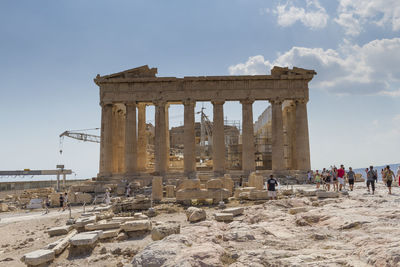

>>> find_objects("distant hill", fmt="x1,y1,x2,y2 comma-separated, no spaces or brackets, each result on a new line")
353,163,400,180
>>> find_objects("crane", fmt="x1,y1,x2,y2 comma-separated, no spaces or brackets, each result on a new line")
59,128,100,154
196,106,213,158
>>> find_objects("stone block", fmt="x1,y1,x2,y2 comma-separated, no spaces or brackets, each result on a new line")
206,179,223,189
221,176,234,195
151,223,180,241
288,207,308,215
249,190,269,200
69,231,101,246
0,203,8,212
185,207,206,222
221,207,244,216
75,215,96,228
52,229,78,255
85,221,120,231
233,187,256,198
206,188,231,201
48,193,60,207
316,191,339,199
177,179,201,190
22,249,55,266
47,225,73,237
248,172,264,190
176,189,208,201
152,176,163,201
26,198,42,209
214,213,233,222
121,220,151,232
100,229,120,239
281,189,294,196
165,185,175,198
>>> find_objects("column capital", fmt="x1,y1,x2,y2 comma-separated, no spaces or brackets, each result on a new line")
295,98,308,104
270,98,283,105
153,100,167,107
211,100,225,105
100,101,113,107
240,99,254,105
124,102,137,107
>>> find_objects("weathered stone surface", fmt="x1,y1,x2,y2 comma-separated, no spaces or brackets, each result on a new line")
221,176,234,195
165,185,175,198
26,198,42,209
176,189,208,201
74,192,93,204
22,249,55,266
69,231,101,246
206,179,222,189
214,213,233,222
151,223,180,241
288,207,308,215
177,179,201,190
75,215,96,228
121,220,151,232
221,207,244,216
316,191,339,199
233,187,256,198
100,229,120,239
248,172,264,190
249,190,269,200
47,225,73,237
152,176,163,201
0,203,9,212
85,220,120,231
52,229,78,255
185,207,206,222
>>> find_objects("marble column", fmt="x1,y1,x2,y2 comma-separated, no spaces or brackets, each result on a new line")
184,100,196,177
125,102,137,175
102,103,114,176
137,103,147,171
241,99,255,173
287,102,297,170
99,103,106,174
295,99,311,171
154,101,167,175
271,99,285,171
165,104,170,171
212,101,225,174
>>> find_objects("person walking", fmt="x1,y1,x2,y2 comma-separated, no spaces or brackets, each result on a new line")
337,165,345,191
58,193,64,211
105,189,111,205
332,167,338,192
384,165,395,195
267,175,279,200
62,192,68,212
347,167,356,191
314,170,321,189
43,197,50,214
367,166,377,194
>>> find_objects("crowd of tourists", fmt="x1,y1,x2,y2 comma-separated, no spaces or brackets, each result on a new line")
309,165,400,195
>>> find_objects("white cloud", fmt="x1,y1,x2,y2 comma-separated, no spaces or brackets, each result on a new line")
273,0,329,29
335,0,400,36
228,38,400,96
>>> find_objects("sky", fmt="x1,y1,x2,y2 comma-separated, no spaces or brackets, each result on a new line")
0,0,399,180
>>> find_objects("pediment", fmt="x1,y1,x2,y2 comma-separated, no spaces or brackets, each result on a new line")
96,65,158,81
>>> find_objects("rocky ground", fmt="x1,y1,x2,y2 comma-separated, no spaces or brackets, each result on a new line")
1,182,400,267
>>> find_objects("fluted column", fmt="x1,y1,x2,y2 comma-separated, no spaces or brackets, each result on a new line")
241,99,255,173
212,101,225,174
287,102,297,170
99,103,106,174
125,102,137,175
154,101,167,175
295,99,311,171
137,103,147,171
271,99,285,171
184,99,196,177
102,103,114,176
165,104,170,171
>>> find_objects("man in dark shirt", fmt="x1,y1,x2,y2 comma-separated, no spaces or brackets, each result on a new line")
267,175,278,200
347,167,356,191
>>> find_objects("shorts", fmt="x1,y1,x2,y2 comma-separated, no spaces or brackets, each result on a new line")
268,191,277,198
333,177,337,182
326,178,331,183
348,179,354,185
338,178,345,185
386,180,392,187
59,201,63,208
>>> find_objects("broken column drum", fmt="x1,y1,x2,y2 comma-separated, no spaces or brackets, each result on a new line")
94,65,316,179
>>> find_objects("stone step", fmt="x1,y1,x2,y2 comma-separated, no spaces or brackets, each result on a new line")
22,249,55,266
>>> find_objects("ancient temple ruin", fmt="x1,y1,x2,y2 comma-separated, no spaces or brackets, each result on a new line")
94,65,316,180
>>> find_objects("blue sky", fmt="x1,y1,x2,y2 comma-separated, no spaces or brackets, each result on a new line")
0,0,399,179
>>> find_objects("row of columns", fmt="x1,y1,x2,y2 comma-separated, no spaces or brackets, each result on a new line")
99,98,310,178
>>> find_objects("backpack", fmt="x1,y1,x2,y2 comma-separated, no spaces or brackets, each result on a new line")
386,171,393,181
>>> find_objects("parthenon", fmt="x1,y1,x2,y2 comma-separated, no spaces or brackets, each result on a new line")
94,65,316,180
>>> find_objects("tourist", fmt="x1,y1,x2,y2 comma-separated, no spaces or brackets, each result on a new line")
43,197,50,214
347,167,355,191
314,170,321,189
381,168,386,183
125,185,131,197
367,166,377,194
337,165,345,191
58,193,64,211
332,167,338,192
267,175,279,200
307,170,312,184
384,165,395,195
62,192,68,212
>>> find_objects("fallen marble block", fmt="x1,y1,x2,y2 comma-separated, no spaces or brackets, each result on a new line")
22,249,55,266
75,215,96,228
221,207,244,216
316,191,339,199
85,220,120,231
47,225,73,237
99,229,120,239
121,220,151,232
69,231,102,246
214,213,233,222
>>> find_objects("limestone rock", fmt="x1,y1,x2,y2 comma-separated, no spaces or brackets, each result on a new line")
22,249,55,266
47,225,73,237
69,231,101,246
121,220,152,232
248,172,264,190
288,207,308,215
221,207,244,216
151,223,180,241
165,185,175,198
152,176,163,201
316,191,339,199
206,179,223,189
185,207,206,222
214,212,233,222
177,179,201,190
